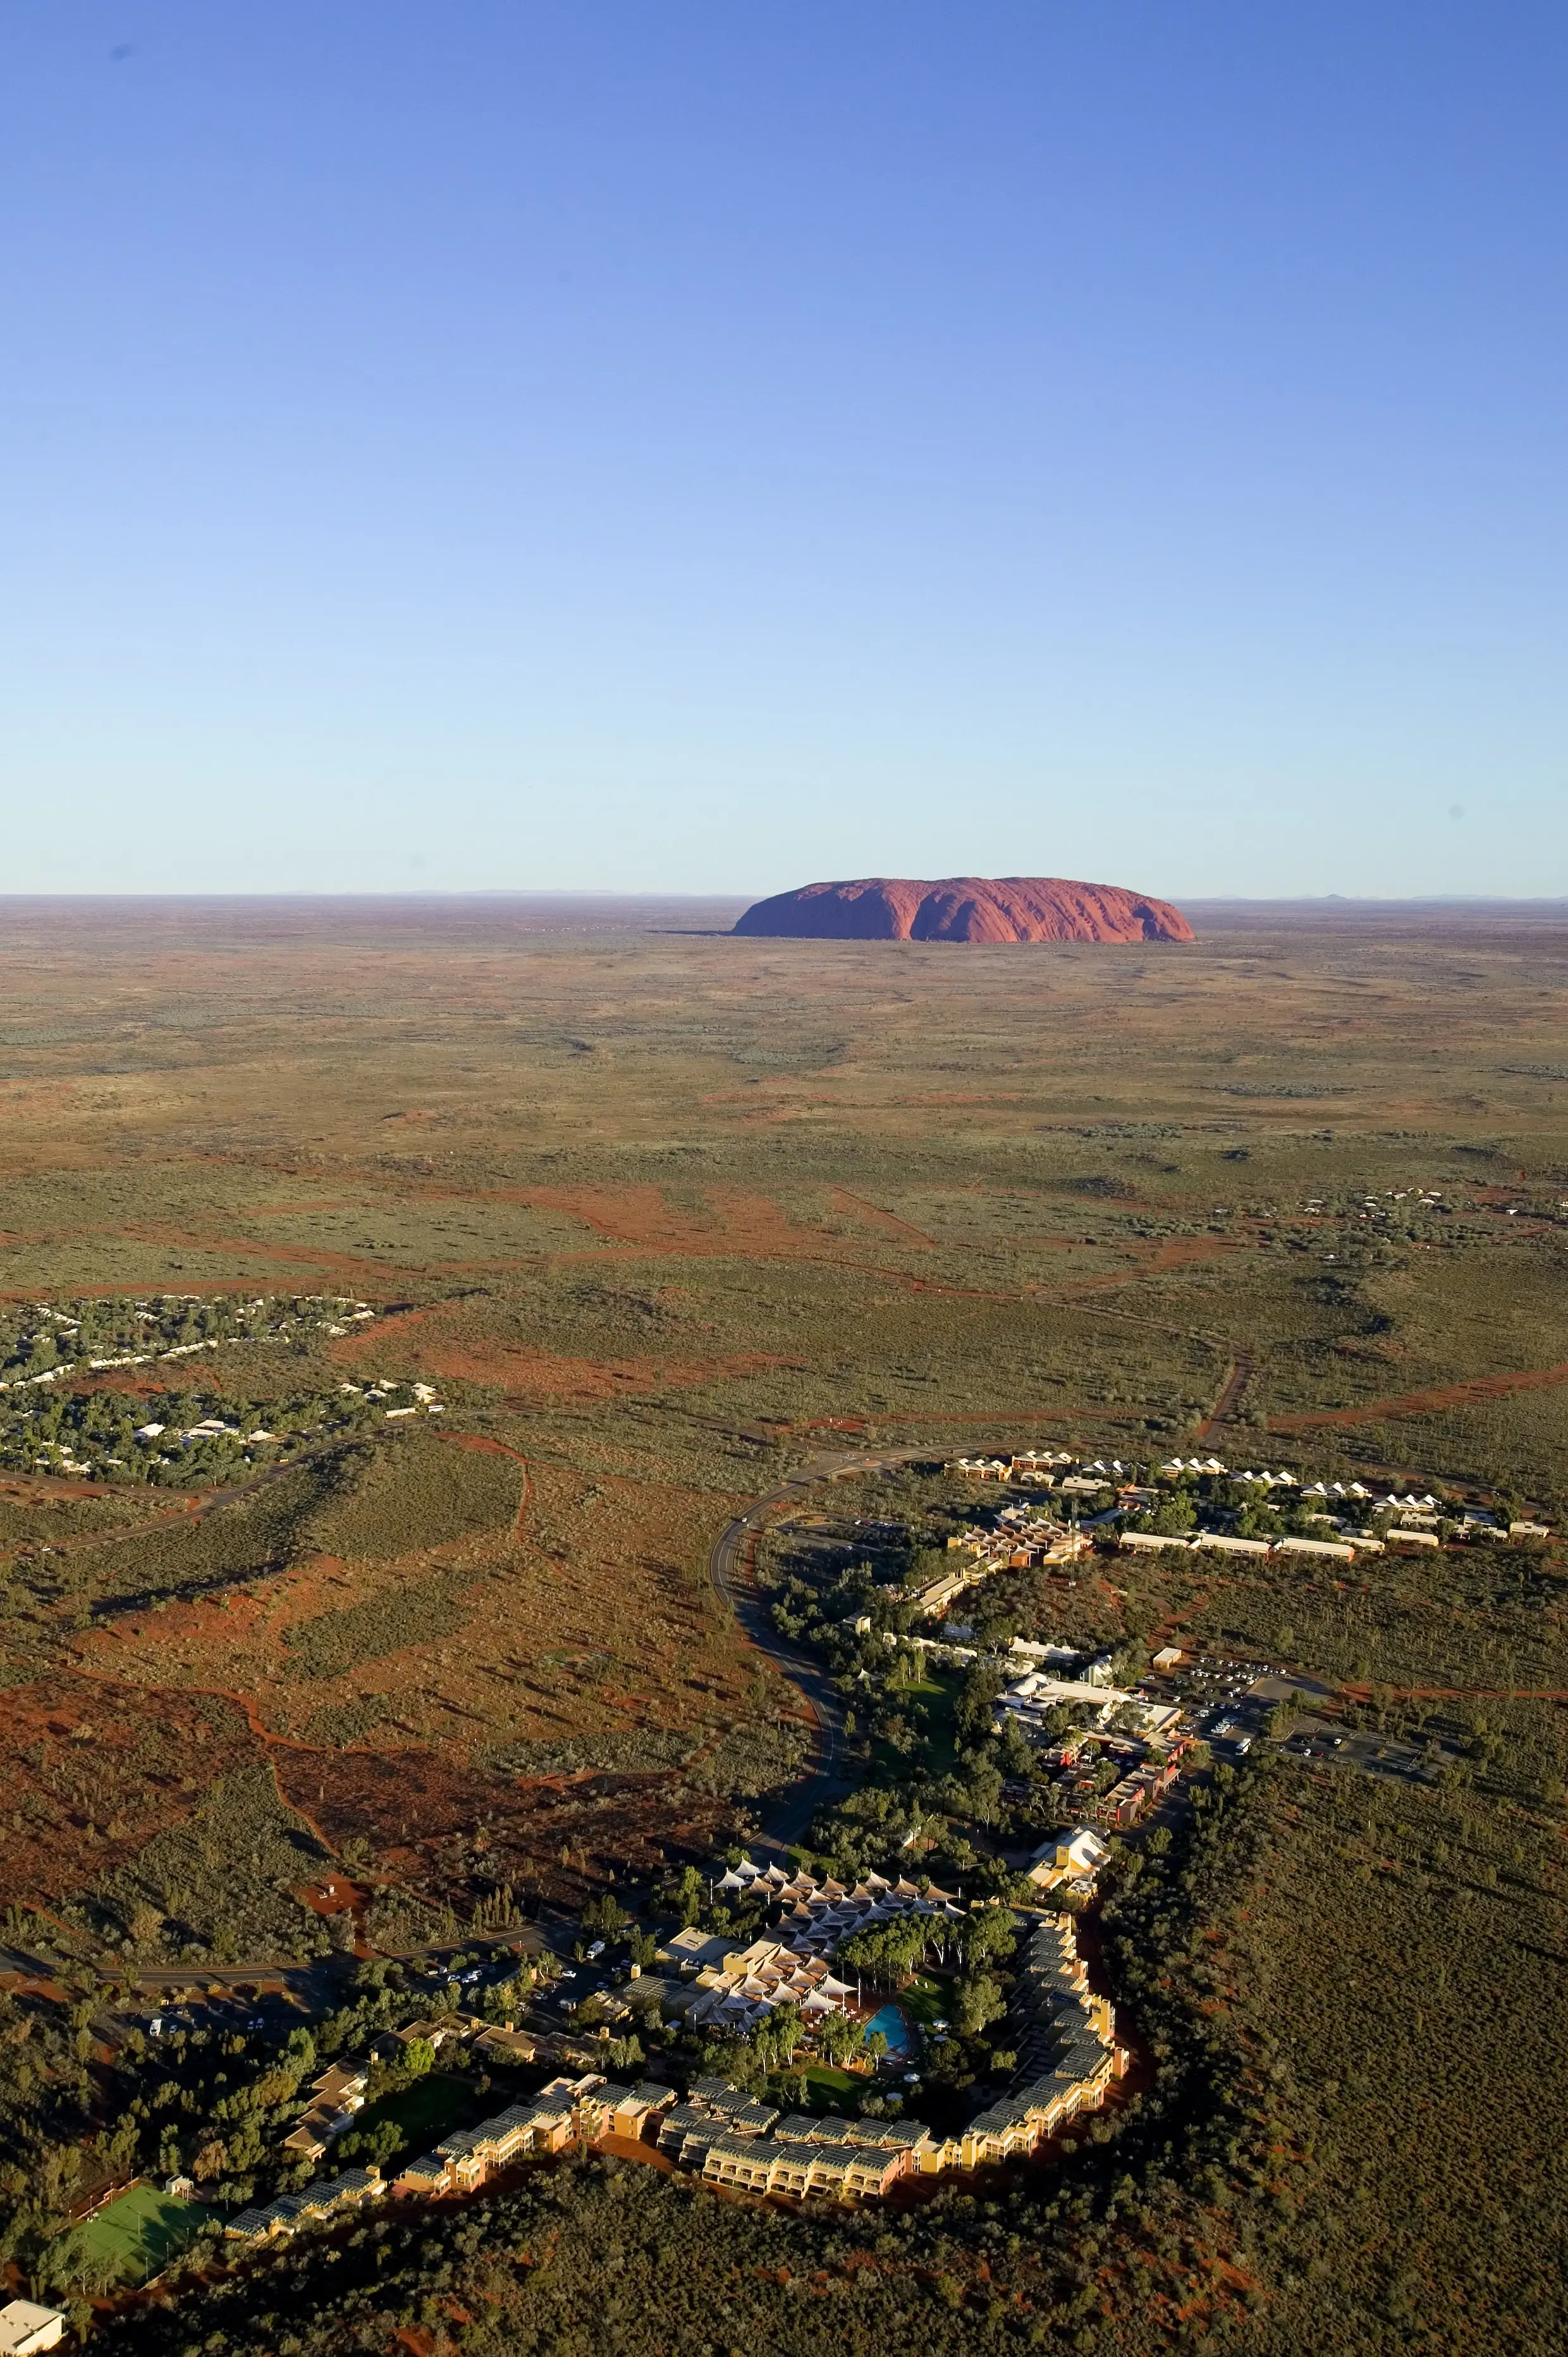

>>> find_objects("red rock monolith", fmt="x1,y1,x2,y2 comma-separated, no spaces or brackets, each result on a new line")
732,877,1194,944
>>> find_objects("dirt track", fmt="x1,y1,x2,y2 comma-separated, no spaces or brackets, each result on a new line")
1268,1361,1568,1432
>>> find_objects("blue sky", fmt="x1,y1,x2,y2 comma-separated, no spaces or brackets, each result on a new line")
4,3,1565,897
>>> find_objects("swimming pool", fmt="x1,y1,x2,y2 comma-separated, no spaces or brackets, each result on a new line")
863,2003,914,2058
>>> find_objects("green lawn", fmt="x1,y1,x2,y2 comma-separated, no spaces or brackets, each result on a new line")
871,1665,962,1782
898,1971,952,2031
77,2184,216,2286
343,2069,475,2156
764,2061,866,2111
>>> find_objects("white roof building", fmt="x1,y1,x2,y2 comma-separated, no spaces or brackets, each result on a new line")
711,1857,964,1960
0,2303,67,2356
684,1939,854,2033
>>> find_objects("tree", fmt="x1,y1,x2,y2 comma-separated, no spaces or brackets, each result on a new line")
839,1912,931,1986
754,2003,803,2072
954,1973,1005,2036
128,1902,165,1952
283,2026,317,2076
580,1893,628,1939
1145,1491,1196,1538
967,1857,1026,1905
40,2228,121,2299
815,2012,865,2067
997,1718,1035,1781
955,1661,1008,1747
363,2119,404,2166
957,1905,1017,1969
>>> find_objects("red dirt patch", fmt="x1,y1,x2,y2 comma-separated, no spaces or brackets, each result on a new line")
0,1674,265,1910
70,1372,180,1400
328,1305,439,1361
0,1472,127,1503
293,1874,365,1917
278,1740,734,1916
594,2130,675,2172
331,1315,800,1400
481,1181,833,1259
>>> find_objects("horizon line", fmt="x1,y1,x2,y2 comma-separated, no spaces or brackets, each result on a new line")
1,888,1567,908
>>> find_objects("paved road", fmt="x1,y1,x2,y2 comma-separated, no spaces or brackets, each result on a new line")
707,1444,937,1847
0,1921,546,2022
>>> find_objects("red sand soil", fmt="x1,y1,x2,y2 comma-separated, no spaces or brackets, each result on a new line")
498,1181,831,1257
310,1178,843,1269
733,876,1194,944
284,1740,734,1909
427,1345,799,1401
326,1290,803,1398
0,1674,264,1908
293,1873,366,1917
1268,1360,1568,1432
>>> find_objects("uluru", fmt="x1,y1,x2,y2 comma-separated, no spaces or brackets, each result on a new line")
732,876,1194,945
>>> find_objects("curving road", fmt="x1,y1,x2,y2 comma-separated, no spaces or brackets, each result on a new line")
707,1444,936,1847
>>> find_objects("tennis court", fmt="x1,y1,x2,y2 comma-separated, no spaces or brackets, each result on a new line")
76,2184,216,2286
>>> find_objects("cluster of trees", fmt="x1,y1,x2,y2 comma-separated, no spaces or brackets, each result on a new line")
0,1374,429,1488
0,1293,369,1377
766,1558,909,1670
0,1993,319,2298
835,1892,1014,1993
0,1296,241,1379
808,1689,1051,1890
0,1952,516,2302
81,2155,1132,2354
0,1293,408,1484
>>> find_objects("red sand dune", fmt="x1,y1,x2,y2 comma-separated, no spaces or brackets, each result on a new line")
732,876,1194,944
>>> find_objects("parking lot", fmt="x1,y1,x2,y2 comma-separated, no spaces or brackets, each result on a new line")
1157,1661,1456,1784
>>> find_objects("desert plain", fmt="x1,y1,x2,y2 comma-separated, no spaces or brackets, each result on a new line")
1,892,1566,2353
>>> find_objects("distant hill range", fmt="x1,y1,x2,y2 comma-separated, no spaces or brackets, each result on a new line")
732,875,1194,944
